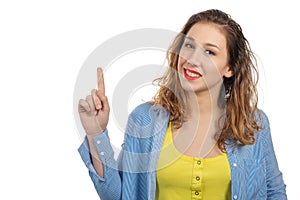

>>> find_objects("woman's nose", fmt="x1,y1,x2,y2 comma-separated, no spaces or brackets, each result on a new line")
186,49,204,68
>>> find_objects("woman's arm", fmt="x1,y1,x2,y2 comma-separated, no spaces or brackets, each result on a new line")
78,130,122,200
78,68,122,199
261,112,287,199
87,134,105,177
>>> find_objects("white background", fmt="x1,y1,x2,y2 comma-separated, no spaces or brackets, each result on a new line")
0,0,298,199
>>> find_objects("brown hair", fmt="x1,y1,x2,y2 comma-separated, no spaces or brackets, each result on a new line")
152,9,261,150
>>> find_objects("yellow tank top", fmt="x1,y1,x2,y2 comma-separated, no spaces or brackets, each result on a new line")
156,122,231,200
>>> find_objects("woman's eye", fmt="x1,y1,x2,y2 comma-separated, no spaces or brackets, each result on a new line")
204,50,215,55
184,43,194,49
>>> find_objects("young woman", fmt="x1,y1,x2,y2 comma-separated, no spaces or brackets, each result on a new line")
78,9,287,200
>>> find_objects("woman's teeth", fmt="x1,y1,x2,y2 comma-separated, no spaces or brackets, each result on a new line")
183,67,202,80
185,69,200,77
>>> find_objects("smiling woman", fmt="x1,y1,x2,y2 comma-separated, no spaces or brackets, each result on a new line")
77,9,287,200
178,23,232,95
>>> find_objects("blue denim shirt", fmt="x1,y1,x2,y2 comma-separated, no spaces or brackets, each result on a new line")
78,103,287,200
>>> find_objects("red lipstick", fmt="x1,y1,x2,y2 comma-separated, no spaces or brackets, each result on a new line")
183,68,202,80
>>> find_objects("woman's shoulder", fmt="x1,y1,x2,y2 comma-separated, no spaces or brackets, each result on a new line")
128,102,169,126
253,109,272,145
130,102,154,115
255,109,270,130
228,109,272,159
129,102,167,118
124,102,169,139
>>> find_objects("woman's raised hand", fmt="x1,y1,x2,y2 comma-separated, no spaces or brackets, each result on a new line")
78,68,110,135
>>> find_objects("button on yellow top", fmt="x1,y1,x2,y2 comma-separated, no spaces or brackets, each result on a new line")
156,123,231,200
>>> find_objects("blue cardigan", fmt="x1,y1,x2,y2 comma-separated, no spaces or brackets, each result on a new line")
78,103,287,200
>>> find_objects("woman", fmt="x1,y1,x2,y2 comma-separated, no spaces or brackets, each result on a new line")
78,9,287,199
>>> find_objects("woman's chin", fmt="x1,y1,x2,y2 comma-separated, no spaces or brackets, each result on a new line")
179,79,207,94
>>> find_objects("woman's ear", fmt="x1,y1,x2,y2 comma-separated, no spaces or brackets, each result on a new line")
223,65,234,78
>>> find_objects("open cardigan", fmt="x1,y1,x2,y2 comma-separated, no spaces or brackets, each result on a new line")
78,103,287,200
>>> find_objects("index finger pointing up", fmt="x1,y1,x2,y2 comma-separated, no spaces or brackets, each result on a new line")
97,67,105,95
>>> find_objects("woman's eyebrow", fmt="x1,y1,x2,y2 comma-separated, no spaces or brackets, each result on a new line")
184,36,195,41
204,43,220,50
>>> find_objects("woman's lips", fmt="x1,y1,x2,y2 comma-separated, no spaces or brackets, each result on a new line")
183,67,202,80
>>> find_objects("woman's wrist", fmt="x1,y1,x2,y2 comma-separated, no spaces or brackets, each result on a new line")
86,129,105,139
86,133,101,142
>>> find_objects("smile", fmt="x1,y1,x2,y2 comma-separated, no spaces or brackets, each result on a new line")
183,67,202,80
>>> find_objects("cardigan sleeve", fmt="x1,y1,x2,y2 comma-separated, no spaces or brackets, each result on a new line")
78,130,122,200
260,112,287,199
78,102,159,200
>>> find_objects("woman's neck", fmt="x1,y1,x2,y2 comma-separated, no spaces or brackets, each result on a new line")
185,84,226,120
179,84,226,157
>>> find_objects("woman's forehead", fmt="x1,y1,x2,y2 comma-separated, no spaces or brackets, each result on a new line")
186,22,227,49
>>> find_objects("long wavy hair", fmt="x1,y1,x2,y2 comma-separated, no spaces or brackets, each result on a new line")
152,9,261,150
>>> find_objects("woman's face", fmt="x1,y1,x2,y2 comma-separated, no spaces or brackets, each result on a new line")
177,22,233,94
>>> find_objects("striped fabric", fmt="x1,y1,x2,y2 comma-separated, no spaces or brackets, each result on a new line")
78,103,287,200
